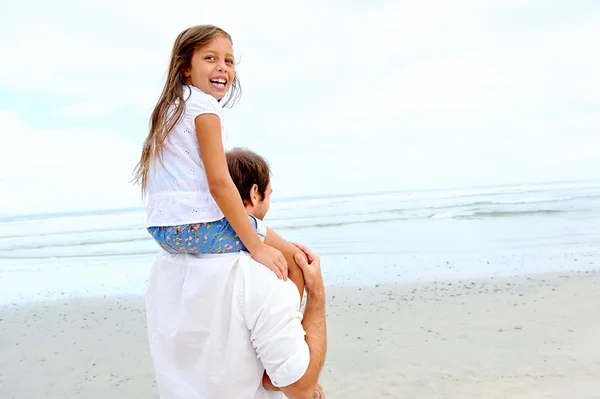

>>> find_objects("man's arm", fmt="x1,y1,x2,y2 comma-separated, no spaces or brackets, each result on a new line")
262,372,280,392
261,284,327,396
278,278,326,399
263,373,326,399
244,246,327,399
278,247,327,399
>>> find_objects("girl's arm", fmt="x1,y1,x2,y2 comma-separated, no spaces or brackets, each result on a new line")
195,114,288,279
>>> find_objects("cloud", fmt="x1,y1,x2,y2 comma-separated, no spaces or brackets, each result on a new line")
1,0,599,213
55,102,119,117
0,109,142,216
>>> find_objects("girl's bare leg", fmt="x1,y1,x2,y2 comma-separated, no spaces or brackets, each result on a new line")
264,227,306,299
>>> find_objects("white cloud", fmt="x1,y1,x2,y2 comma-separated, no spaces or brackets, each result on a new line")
55,102,118,117
0,109,142,216
1,0,599,213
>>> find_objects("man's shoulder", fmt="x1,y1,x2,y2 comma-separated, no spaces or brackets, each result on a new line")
155,251,241,266
152,251,298,303
238,252,300,305
239,251,285,284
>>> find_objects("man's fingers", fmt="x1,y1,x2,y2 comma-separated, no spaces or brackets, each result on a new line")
293,253,308,269
291,242,308,251
291,242,309,252
296,243,316,260
291,242,316,262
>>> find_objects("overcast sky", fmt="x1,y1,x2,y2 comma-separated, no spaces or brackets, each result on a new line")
1,0,598,216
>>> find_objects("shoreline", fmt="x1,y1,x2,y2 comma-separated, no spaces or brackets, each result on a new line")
2,244,597,306
2,269,599,398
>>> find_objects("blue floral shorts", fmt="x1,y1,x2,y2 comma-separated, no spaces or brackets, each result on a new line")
147,215,267,254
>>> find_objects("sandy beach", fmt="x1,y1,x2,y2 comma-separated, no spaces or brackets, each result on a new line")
1,269,599,399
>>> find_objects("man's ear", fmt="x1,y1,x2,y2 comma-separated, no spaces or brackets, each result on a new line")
249,184,260,205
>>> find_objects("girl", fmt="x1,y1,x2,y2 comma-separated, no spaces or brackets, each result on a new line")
133,25,305,297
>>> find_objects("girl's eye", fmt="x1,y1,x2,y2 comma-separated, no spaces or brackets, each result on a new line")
205,56,215,61
226,59,234,65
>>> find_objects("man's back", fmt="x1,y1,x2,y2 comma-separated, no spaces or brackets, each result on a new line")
145,251,309,399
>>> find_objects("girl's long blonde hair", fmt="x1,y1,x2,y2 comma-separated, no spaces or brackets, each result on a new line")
133,25,241,195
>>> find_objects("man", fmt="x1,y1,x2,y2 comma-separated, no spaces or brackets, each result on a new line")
226,147,273,221
145,148,327,398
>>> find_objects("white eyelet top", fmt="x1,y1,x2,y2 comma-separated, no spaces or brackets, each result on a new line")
145,85,228,227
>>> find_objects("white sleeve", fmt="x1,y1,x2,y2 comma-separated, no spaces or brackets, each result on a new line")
244,263,310,388
185,86,221,121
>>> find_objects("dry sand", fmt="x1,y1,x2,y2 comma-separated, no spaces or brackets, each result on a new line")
1,270,599,398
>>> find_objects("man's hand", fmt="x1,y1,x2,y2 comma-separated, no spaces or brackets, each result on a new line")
313,383,326,398
292,243,323,296
262,372,280,392
264,372,325,397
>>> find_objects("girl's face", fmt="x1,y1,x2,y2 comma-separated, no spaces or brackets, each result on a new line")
183,35,235,100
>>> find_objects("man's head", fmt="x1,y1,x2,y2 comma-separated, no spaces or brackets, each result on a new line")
226,148,272,220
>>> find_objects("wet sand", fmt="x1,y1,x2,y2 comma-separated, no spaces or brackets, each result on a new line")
1,270,599,398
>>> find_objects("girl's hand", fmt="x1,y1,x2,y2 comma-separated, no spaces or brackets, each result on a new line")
250,242,288,280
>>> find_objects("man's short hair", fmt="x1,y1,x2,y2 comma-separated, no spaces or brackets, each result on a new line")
226,148,271,204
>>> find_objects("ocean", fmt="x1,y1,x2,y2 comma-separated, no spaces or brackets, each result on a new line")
1,180,599,305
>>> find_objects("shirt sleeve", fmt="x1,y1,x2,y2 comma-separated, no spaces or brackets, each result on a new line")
184,85,222,121
243,260,310,388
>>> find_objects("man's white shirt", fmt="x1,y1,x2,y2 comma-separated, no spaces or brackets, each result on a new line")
146,251,310,398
